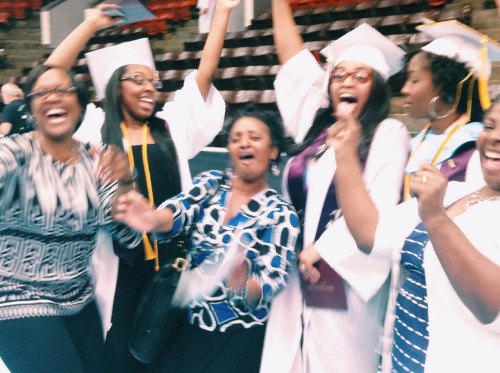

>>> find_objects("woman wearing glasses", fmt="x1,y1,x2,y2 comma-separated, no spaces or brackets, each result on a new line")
260,1,410,372
45,2,237,372
0,64,141,372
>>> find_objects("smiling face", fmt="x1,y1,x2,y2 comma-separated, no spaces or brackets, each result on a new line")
120,64,158,122
228,116,279,184
478,103,500,191
29,68,81,140
330,60,373,120
400,52,440,119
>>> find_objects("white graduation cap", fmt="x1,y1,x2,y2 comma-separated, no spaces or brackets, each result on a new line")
85,38,156,100
417,20,500,109
320,23,406,81
417,20,500,79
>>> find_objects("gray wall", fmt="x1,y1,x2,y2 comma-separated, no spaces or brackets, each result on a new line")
41,0,90,48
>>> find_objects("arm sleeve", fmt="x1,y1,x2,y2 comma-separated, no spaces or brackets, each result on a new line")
274,49,328,143
155,170,221,241
315,120,411,301
252,203,300,308
157,71,225,160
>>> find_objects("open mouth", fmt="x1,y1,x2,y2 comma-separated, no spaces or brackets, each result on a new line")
337,94,358,117
240,153,254,160
46,108,68,123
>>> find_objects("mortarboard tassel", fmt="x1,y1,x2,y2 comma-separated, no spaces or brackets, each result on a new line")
479,35,491,110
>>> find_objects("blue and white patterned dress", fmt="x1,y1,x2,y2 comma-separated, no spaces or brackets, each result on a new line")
391,222,430,372
156,170,300,332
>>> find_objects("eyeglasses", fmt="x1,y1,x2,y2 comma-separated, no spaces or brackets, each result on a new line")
120,75,163,90
27,86,77,100
330,69,372,84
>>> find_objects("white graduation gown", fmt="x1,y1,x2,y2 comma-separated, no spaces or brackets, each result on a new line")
77,71,225,338
260,49,411,373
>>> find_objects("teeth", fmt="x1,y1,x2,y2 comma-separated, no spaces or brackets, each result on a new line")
47,109,65,116
485,150,500,160
141,98,153,103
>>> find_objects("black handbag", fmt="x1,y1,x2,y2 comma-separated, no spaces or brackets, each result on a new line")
129,255,189,364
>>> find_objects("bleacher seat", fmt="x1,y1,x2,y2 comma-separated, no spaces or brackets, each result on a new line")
378,14,410,35
376,0,401,16
214,66,244,91
326,19,354,39
302,23,329,42
352,0,378,18
399,0,426,14
406,11,437,32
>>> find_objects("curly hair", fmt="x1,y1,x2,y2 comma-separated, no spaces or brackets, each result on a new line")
404,50,484,122
223,103,286,164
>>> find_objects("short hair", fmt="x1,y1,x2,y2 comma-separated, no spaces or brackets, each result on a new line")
23,65,89,132
1,83,23,100
223,104,286,163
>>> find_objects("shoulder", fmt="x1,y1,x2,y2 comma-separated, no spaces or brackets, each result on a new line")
263,189,300,221
192,169,226,187
376,118,408,133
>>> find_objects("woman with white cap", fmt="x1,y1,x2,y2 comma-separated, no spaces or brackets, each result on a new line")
259,1,411,372
45,2,238,372
326,21,500,373
399,20,500,200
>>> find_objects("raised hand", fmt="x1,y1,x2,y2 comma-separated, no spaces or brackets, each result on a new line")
326,114,361,158
410,163,448,222
219,0,240,10
86,3,124,31
96,144,132,185
114,190,158,232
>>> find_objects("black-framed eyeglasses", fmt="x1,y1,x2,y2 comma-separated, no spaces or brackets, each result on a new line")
120,75,163,90
330,68,372,84
27,86,77,100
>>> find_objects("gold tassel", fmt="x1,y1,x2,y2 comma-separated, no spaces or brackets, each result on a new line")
479,35,491,110
143,232,156,259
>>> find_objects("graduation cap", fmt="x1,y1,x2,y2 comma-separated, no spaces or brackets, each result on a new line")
85,38,156,100
320,23,406,81
417,20,500,109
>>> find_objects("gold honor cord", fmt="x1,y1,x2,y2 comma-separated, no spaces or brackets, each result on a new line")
403,114,469,201
121,122,160,271
403,71,475,201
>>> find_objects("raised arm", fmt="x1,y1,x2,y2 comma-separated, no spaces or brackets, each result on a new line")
196,0,240,99
413,163,500,324
45,4,121,70
272,0,304,64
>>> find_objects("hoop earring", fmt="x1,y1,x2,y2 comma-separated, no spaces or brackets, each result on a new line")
271,160,280,176
428,96,453,119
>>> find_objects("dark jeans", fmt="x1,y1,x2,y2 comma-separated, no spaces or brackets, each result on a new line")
0,302,104,373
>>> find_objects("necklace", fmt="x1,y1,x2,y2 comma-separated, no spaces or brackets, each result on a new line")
121,122,160,271
464,187,500,211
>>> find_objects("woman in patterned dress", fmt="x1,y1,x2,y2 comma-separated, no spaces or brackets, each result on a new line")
44,3,235,371
0,64,141,372
114,104,300,373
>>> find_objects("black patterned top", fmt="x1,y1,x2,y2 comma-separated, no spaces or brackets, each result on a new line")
0,133,141,320
156,170,300,332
